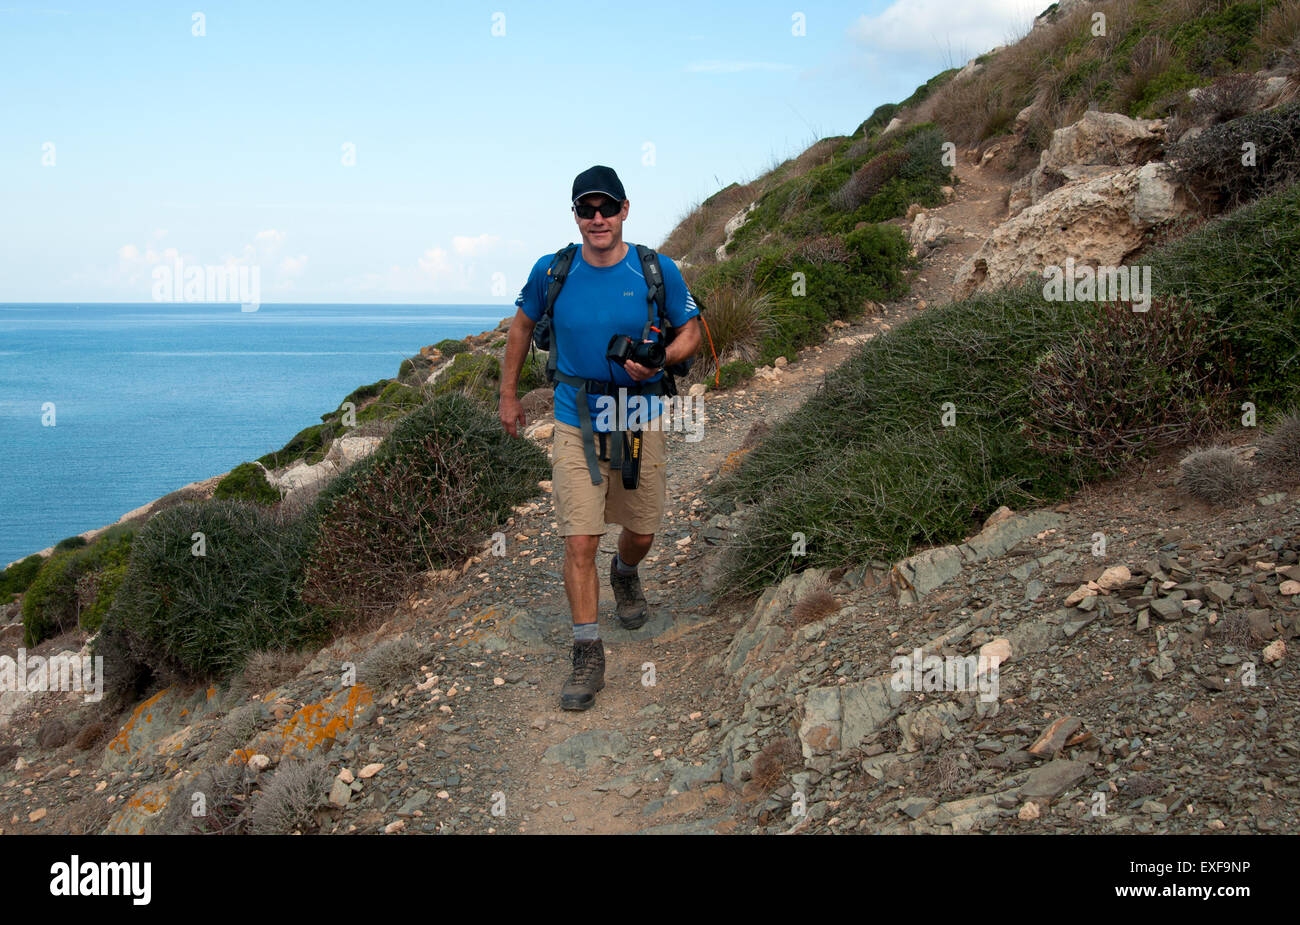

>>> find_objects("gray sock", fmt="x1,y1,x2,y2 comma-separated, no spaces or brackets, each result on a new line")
573,621,600,642
614,552,638,576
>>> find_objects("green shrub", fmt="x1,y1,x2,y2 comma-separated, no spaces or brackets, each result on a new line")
519,351,548,393
301,392,548,621
54,535,88,552
355,380,424,423
432,352,503,405
22,526,136,645
708,281,1091,593
103,499,327,682
0,554,45,604
1147,179,1300,406
717,360,756,389
340,379,387,410
434,338,469,357
213,462,282,506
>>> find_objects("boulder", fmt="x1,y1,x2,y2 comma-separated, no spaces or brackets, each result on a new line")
1007,110,1167,217
908,212,949,254
955,162,1189,299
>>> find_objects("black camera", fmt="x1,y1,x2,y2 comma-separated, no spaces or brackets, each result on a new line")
606,334,665,369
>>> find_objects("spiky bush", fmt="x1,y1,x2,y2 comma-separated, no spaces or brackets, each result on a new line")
301,392,548,622
830,149,908,212
247,757,333,835
162,761,255,835
1022,298,1231,476
1146,181,1300,405
358,636,424,692
1189,73,1262,124
1257,407,1300,475
102,499,326,683
750,738,801,794
791,589,840,626
686,278,774,382
1178,446,1255,504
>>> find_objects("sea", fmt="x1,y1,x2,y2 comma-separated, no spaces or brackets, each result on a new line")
0,302,511,569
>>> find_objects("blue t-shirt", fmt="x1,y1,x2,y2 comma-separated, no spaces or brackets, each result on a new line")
516,243,700,433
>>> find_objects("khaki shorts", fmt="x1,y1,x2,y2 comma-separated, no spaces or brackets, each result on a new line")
552,419,666,536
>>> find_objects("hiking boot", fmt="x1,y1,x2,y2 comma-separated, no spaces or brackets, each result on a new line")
560,639,605,711
610,554,649,630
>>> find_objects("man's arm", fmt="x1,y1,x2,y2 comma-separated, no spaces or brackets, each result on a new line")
498,308,536,437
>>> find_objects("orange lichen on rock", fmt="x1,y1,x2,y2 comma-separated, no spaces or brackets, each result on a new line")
227,683,373,764
106,688,171,755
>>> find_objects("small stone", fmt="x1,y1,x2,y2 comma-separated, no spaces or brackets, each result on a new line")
1096,566,1131,590
329,778,351,807
384,819,406,834
1205,581,1234,604
338,768,355,783
28,808,46,823
1018,801,1041,821
359,763,384,779
247,754,270,771
979,637,1012,668
1064,585,1094,607
1263,639,1286,664
1150,597,1182,620
493,677,506,686
1279,580,1300,596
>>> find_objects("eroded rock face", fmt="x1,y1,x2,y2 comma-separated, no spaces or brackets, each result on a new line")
1007,111,1168,217
268,434,383,499
955,162,1187,299
715,201,757,261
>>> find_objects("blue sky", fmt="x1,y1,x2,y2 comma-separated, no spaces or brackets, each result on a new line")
1,0,1039,303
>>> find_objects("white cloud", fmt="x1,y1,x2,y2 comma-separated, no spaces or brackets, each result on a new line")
118,244,139,260
280,255,308,274
254,228,285,245
685,60,795,73
451,233,500,257
847,0,1037,64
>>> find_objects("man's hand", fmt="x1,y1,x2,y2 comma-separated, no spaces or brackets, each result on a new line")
623,340,661,382
500,395,526,437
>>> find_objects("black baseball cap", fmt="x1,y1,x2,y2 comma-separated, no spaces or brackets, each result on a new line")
572,165,626,205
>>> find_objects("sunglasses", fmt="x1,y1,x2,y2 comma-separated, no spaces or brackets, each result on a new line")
573,199,623,219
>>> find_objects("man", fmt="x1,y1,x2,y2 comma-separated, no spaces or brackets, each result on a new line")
499,165,702,711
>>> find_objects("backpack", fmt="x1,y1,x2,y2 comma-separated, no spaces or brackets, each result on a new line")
529,242,709,397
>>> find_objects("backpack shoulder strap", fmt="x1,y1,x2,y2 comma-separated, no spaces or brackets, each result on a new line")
633,244,667,339
543,243,579,320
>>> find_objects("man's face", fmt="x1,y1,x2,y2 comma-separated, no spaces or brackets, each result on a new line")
573,193,629,253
